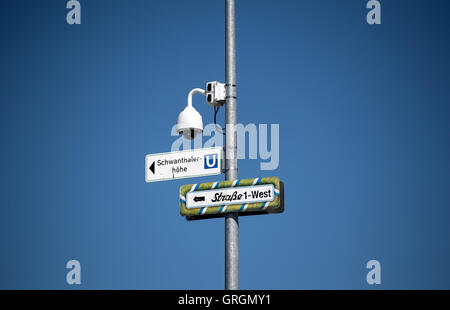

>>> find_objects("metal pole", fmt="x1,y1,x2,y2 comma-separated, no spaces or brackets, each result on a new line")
225,0,239,290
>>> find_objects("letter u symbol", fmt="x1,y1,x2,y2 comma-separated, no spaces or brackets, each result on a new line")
205,155,217,168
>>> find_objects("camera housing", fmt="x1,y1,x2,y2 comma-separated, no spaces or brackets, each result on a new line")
176,105,203,140
206,81,226,107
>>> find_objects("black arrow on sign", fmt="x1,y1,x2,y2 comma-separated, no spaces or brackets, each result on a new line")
149,161,155,174
193,196,205,202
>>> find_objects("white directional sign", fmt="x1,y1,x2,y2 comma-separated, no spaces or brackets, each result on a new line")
185,184,274,209
145,147,222,182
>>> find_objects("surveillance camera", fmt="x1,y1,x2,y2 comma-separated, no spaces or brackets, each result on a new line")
205,81,226,107
176,105,203,140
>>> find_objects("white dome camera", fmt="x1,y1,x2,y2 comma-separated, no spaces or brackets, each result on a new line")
176,88,205,140
176,105,203,140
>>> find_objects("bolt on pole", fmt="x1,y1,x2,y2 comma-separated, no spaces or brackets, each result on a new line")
225,0,239,290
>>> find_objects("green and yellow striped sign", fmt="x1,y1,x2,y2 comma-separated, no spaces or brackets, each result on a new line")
179,176,283,218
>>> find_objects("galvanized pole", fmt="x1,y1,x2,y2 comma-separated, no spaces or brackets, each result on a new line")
225,0,239,290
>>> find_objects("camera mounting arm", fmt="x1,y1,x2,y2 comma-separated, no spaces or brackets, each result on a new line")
187,88,206,107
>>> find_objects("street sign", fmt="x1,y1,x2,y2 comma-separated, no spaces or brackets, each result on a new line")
186,184,275,209
145,147,222,182
179,177,284,218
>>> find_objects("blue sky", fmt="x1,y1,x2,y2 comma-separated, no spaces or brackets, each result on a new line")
0,0,449,289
